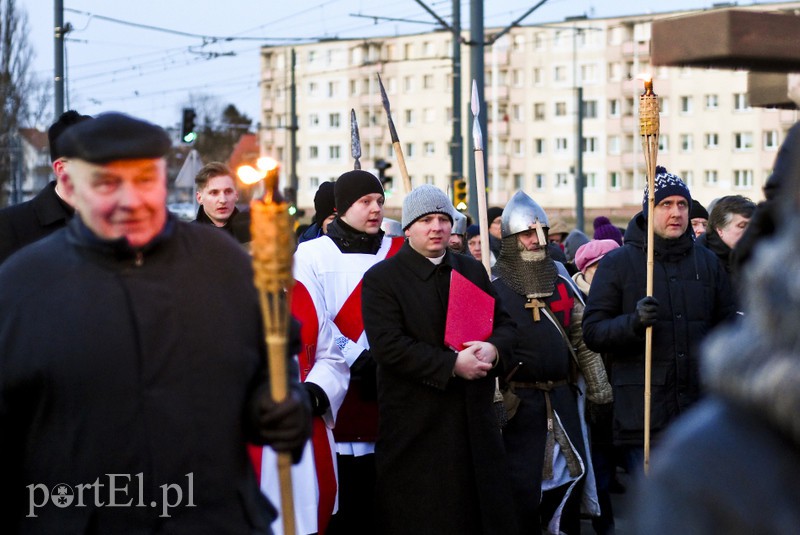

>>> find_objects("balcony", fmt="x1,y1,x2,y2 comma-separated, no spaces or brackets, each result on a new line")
622,40,650,58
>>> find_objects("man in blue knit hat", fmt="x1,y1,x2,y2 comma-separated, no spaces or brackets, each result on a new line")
582,166,737,475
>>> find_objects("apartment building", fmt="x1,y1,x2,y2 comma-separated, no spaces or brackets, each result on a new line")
259,2,800,217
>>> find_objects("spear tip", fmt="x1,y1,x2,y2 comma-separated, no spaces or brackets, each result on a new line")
471,79,479,116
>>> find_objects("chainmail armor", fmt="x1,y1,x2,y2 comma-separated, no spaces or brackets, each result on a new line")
494,235,558,298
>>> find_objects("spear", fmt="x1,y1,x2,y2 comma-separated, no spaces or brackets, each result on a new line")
471,79,491,278
377,73,412,193
350,108,361,170
639,76,660,476
249,158,297,535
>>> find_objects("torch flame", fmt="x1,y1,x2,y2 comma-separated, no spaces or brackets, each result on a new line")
637,73,655,96
237,165,264,185
257,157,279,172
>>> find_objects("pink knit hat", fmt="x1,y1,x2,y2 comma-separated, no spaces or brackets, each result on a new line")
575,239,620,272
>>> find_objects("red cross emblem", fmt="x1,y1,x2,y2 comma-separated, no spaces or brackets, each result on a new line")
549,282,574,327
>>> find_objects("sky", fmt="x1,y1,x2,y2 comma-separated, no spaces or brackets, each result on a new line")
24,0,770,130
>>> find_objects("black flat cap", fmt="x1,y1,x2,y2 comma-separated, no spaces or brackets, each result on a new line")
57,112,172,164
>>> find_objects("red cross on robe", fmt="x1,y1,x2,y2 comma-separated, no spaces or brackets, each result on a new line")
549,282,574,327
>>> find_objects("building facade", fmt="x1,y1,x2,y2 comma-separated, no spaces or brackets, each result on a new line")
259,2,800,219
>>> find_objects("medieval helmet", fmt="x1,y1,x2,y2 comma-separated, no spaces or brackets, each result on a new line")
451,211,467,235
501,190,549,239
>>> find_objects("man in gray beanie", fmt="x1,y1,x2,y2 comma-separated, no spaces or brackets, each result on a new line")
0,112,311,533
362,184,519,535
583,165,736,476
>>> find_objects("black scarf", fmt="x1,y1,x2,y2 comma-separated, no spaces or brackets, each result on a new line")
326,218,385,254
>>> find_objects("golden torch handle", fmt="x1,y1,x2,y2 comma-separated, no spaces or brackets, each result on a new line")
251,182,297,535
640,87,660,476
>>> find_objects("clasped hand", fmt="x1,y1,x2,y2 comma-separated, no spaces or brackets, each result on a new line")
453,341,497,380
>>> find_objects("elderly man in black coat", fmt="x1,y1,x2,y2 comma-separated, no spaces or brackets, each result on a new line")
362,185,518,535
582,167,737,473
0,112,310,534
0,110,91,265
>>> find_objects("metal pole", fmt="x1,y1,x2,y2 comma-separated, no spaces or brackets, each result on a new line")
54,0,65,117
573,26,585,232
450,0,463,194
290,49,298,198
469,0,486,222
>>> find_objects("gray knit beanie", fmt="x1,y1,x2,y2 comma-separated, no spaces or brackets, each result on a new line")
402,185,456,230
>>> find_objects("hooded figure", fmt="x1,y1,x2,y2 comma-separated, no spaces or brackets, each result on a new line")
492,190,612,535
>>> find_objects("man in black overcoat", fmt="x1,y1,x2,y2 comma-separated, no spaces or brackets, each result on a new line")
362,184,518,535
0,112,311,533
0,110,91,265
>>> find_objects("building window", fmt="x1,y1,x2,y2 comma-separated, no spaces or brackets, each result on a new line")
512,104,523,122
405,142,415,157
608,62,622,81
329,113,341,128
734,132,754,151
764,130,779,150
585,172,597,189
680,96,693,114
582,137,598,154
705,170,718,185
534,138,545,154
513,139,524,157
555,137,569,152
555,172,569,188
309,176,320,188
309,146,319,159
513,69,524,87
705,132,719,149
535,173,545,189
658,135,669,152
734,93,750,111
309,114,320,127
734,169,753,188
580,64,597,84
404,109,415,126
705,94,719,110
403,76,413,92
534,102,546,121
423,108,436,123
327,81,339,97
609,171,621,190
423,174,435,185
329,145,341,160
554,65,567,82
680,134,693,153
349,80,358,96
608,99,620,117
308,82,319,97
555,102,567,117
513,173,524,189
424,142,435,156
533,67,543,85
582,100,598,119
423,74,434,89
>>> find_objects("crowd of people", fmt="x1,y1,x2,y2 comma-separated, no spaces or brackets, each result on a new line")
0,108,792,535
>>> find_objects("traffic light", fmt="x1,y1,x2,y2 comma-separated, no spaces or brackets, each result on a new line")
181,108,197,143
453,178,468,210
375,158,392,183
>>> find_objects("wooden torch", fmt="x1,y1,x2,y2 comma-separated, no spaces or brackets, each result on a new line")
240,157,297,535
639,76,659,475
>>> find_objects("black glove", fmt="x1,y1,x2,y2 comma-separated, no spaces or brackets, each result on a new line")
255,389,312,461
586,401,613,427
304,381,330,417
634,296,659,332
351,349,378,401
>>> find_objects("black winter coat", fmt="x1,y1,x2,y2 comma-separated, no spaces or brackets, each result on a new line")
0,181,73,266
582,213,736,446
362,244,518,535
0,215,287,534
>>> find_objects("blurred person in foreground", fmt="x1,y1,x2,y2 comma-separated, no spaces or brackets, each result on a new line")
0,112,310,533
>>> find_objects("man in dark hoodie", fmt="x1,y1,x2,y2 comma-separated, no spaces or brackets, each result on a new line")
193,161,250,244
582,166,736,473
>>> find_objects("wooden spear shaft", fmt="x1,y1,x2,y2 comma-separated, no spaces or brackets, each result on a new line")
639,82,659,475
251,167,297,535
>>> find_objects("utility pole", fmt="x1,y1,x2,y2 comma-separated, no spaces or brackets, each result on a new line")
573,24,585,232
451,0,463,195
54,0,65,117
468,0,486,222
290,48,298,199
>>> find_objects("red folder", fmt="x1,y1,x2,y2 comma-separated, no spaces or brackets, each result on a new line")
444,269,495,351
